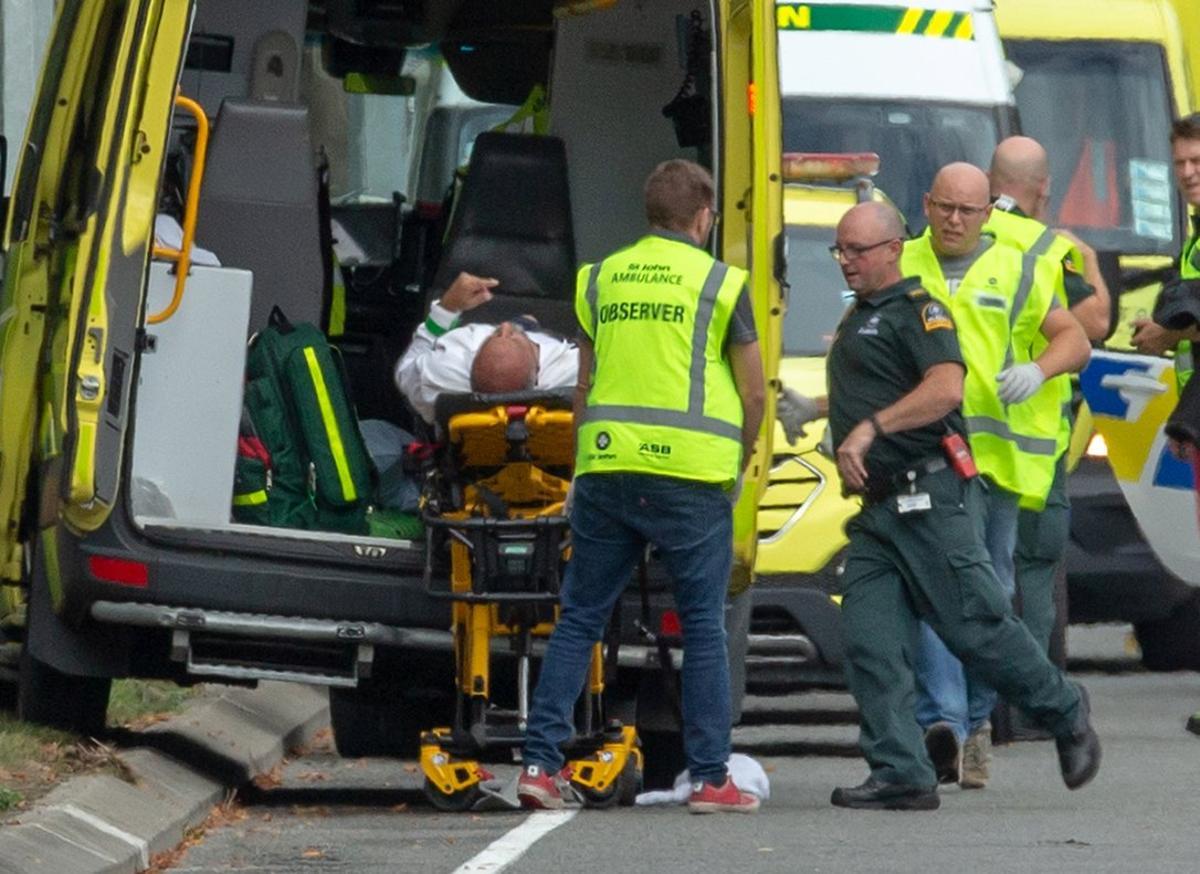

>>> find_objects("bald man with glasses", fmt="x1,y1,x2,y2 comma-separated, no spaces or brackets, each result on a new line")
899,163,1091,791
826,201,1099,810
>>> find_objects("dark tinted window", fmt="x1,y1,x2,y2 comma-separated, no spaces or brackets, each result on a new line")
783,224,853,357
781,98,999,233
1006,38,1180,256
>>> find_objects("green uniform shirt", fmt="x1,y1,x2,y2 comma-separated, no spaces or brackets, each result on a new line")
828,276,967,485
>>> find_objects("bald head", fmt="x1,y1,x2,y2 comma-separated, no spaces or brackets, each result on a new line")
990,136,1050,218
844,201,906,240
925,162,991,257
470,324,539,394
833,202,906,296
931,162,990,203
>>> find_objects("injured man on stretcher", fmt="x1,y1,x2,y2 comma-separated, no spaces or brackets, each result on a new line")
394,272,580,425
395,271,822,442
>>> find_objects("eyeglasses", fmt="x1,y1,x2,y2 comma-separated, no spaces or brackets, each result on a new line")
927,198,988,219
708,205,722,226
828,238,898,262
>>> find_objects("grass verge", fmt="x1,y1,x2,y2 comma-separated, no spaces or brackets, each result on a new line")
0,679,199,814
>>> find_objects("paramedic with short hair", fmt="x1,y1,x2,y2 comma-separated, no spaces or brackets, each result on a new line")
517,158,765,814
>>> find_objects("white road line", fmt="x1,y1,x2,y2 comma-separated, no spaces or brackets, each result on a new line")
451,809,578,873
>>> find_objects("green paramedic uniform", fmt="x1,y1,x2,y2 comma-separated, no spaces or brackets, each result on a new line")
828,275,1083,788
988,203,1097,654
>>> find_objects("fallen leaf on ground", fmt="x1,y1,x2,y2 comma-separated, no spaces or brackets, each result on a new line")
252,764,284,790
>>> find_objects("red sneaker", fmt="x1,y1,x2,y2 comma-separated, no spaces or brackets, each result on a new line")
517,764,569,810
687,776,761,814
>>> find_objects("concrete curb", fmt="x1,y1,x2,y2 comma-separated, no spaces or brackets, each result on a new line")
0,682,329,873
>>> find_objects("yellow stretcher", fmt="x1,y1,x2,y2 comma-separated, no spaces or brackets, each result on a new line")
418,390,642,811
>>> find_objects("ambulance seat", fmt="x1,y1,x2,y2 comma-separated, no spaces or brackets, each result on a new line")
197,98,326,334
429,132,578,337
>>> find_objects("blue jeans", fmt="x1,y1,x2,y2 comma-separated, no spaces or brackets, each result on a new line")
915,479,1019,741
522,472,733,784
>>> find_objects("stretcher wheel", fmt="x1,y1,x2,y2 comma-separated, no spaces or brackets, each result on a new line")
423,778,483,812
577,782,619,809
617,757,643,807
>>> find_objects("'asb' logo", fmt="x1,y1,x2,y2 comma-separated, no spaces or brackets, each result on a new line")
638,442,671,456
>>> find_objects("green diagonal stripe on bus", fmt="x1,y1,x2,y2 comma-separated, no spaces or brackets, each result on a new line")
777,4,973,39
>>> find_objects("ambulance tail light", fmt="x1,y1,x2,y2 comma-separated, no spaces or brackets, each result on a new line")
660,609,682,638
89,555,149,588
782,152,880,184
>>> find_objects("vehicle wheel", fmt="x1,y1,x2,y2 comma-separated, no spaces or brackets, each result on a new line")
1135,588,1200,671
330,672,454,758
17,647,111,735
638,728,686,791
423,778,482,812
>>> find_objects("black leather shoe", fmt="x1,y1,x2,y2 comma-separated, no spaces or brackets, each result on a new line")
924,722,961,785
1056,684,1101,790
830,777,939,811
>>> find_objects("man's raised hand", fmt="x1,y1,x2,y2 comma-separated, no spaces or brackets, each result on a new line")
442,273,500,313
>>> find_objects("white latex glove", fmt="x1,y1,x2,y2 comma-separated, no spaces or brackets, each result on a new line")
776,387,821,443
995,363,1046,405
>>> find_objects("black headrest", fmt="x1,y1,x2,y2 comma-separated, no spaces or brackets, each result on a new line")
430,132,578,336
434,388,574,433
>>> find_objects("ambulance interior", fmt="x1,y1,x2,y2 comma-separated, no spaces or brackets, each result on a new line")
128,0,723,544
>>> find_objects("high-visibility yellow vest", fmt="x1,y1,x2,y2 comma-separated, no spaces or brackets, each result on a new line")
985,209,1077,484
1177,228,1198,390
985,208,1083,275
575,233,747,486
901,232,1061,507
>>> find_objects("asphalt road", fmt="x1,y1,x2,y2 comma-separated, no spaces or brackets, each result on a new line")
163,627,1200,874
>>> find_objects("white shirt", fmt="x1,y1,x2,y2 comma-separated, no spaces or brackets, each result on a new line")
394,299,579,424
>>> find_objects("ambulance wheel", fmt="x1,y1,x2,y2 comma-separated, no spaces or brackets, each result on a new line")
423,778,482,812
329,683,412,758
17,647,111,736
1136,588,1200,671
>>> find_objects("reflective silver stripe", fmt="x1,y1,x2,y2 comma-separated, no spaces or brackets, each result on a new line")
1176,344,1194,377
1029,227,1056,259
1003,251,1038,370
584,404,743,442
585,261,603,337
688,262,729,417
585,261,740,442
966,415,1058,456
